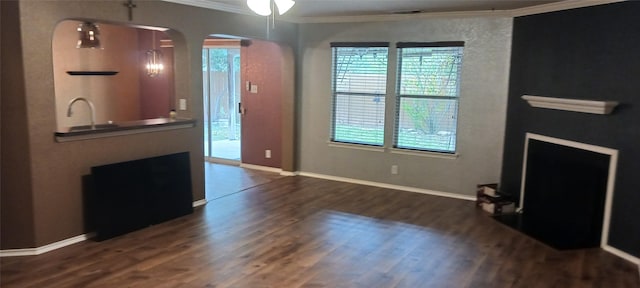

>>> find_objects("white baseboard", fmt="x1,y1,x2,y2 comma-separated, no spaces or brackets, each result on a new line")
239,163,283,173
280,171,299,176
193,199,208,207
205,157,240,166
6,178,637,266
239,163,296,176
299,171,640,265
297,171,476,202
0,233,95,257
2,199,208,257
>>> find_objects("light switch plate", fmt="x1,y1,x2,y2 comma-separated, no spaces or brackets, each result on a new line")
250,84,258,94
179,99,187,110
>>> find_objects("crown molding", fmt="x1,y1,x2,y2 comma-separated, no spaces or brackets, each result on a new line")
510,0,625,17
161,0,627,24
162,0,254,16
296,0,627,23
293,10,512,24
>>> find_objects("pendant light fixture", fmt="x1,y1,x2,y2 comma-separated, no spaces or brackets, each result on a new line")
146,31,164,77
247,0,295,16
76,22,101,49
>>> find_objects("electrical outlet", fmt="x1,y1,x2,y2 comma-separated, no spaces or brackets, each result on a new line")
179,99,187,110
265,150,271,158
391,165,398,175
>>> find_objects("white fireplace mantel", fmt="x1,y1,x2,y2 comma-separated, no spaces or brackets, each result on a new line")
521,95,619,115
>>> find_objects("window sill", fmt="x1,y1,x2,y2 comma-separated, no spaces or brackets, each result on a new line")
390,148,459,159
327,141,385,152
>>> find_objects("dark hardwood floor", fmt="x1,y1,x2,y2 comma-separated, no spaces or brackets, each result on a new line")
2,173,638,287
204,162,285,200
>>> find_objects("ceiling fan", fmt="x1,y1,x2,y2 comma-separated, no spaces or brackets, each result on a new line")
246,0,295,16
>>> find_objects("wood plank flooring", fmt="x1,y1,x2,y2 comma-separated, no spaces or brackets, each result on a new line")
2,173,638,287
204,162,285,200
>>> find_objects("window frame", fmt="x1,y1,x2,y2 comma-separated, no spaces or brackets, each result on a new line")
393,41,465,154
330,42,390,147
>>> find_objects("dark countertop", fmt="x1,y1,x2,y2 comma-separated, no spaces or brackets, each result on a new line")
55,118,196,140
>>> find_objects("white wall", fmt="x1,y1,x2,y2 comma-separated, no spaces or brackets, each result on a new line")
297,17,513,197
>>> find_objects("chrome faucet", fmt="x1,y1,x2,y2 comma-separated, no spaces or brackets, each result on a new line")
67,97,96,129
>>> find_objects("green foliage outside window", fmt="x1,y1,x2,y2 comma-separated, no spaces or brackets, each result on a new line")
396,46,463,152
202,49,240,72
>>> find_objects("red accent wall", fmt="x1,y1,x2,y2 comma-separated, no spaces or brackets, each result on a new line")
241,40,284,168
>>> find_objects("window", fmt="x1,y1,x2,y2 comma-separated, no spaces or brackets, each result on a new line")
394,42,464,153
331,43,389,146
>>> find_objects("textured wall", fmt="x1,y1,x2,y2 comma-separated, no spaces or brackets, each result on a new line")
2,0,297,249
1,0,37,249
501,1,640,258
297,17,512,196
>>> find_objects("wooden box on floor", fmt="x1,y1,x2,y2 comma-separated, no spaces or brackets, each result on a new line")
476,183,515,215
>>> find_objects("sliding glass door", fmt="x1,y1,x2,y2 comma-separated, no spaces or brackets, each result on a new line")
203,47,241,161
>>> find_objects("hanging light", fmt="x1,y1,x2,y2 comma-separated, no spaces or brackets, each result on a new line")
76,22,101,49
247,0,295,16
146,31,164,77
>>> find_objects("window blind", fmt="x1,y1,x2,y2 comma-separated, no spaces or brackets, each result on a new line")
394,43,464,153
331,43,389,146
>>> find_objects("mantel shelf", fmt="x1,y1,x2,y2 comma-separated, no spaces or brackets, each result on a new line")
521,95,619,115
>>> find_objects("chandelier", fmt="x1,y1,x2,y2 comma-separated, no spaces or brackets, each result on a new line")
76,22,101,49
145,31,164,77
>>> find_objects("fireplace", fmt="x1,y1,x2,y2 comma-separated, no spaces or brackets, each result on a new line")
496,133,618,250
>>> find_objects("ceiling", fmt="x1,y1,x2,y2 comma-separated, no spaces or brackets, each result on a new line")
165,0,567,19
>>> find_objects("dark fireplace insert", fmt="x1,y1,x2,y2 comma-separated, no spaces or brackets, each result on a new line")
495,136,613,250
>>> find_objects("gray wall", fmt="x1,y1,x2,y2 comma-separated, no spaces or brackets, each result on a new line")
297,17,513,196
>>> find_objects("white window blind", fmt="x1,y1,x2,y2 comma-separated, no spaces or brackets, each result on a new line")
331,43,389,146
395,42,464,153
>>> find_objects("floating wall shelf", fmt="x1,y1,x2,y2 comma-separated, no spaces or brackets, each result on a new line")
521,95,619,115
67,71,118,76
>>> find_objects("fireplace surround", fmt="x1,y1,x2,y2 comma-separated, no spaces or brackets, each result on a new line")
496,133,618,250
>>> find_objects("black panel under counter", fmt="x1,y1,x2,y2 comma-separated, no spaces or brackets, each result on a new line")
90,152,193,241
55,118,196,142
